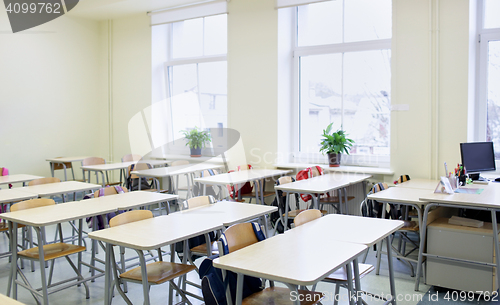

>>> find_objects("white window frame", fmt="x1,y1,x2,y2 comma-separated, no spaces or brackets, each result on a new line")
291,6,391,167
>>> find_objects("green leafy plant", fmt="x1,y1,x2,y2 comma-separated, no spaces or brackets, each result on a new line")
180,127,211,149
319,123,354,155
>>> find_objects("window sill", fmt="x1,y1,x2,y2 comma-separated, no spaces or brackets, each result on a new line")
274,163,394,176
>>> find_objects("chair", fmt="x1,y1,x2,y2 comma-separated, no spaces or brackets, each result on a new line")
108,210,196,305
193,169,225,199
28,177,61,186
82,157,121,186
121,154,142,162
293,209,375,305
11,198,89,303
273,176,327,233
213,222,324,305
126,162,165,192
50,157,82,182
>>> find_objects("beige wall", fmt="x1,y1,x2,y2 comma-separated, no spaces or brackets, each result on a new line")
0,12,102,178
390,0,470,181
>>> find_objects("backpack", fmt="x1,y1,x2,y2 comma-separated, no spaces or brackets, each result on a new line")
85,186,127,230
296,166,325,202
227,165,253,200
270,178,300,234
126,163,153,191
200,223,265,305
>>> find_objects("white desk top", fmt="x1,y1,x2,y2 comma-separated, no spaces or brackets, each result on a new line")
419,183,500,209
150,153,226,164
0,189,38,204
213,227,367,286
368,186,433,205
20,181,101,197
194,169,292,186
88,214,223,251
395,179,439,190
81,160,169,171
1,191,174,227
178,201,277,226
132,162,223,178
274,173,370,193
46,156,89,163
274,163,393,176
0,174,44,185
287,214,404,246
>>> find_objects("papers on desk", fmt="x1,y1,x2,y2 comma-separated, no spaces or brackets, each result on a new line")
454,188,484,194
448,215,484,228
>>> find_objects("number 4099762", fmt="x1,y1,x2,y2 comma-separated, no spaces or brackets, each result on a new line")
5,2,62,14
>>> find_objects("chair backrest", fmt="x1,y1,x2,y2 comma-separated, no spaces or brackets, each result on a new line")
236,164,252,171
200,168,219,178
127,162,152,180
109,210,153,227
122,154,142,162
220,222,265,254
294,209,322,227
82,157,105,166
94,186,129,197
11,198,55,212
310,166,323,178
0,167,8,176
394,175,411,185
372,182,389,193
28,177,61,186
182,195,215,210
171,160,189,167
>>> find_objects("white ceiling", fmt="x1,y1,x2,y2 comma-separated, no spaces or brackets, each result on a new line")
68,0,203,20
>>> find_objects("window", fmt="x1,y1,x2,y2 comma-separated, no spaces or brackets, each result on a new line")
293,0,391,165
477,0,500,158
153,14,227,142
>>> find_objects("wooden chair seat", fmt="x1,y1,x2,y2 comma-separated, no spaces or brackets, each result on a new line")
18,243,86,261
323,263,374,282
0,222,25,232
286,209,328,218
319,196,355,203
120,261,196,285
242,287,324,305
190,241,219,256
400,220,418,231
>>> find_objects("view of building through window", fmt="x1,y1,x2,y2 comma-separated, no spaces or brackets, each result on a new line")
296,0,391,158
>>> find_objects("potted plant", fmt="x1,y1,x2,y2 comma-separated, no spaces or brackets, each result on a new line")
319,123,354,167
180,127,211,157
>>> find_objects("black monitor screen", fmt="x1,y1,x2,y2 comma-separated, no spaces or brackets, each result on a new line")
460,142,496,173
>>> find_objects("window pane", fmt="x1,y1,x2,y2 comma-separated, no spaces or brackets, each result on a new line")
297,1,342,47
167,63,227,138
486,41,500,158
344,0,392,42
484,0,500,29
172,18,204,58
342,50,391,155
299,54,343,152
204,14,227,55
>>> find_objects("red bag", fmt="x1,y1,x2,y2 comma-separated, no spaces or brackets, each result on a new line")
295,166,325,202
228,165,253,200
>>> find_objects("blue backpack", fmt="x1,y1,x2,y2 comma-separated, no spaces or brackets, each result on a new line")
199,223,265,305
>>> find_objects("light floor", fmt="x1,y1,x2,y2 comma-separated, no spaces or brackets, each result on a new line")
0,216,432,305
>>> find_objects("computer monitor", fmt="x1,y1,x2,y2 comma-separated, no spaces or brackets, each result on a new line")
460,142,496,179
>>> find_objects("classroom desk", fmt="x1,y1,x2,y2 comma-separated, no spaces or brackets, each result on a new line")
20,181,100,201
46,157,89,181
0,189,38,205
3,191,176,305
0,174,44,187
80,160,169,187
213,223,368,305
132,162,224,196
274,173,371,225
194,169,292,204
89,213,224,305
287,214,404,305
395,179,439,190
415,183,500,291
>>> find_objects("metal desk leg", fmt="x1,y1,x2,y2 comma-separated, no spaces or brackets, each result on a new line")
414,203,432,291
50,162,55,178
104,242,113,305
386,235,397,305
344,187,349,215
35,227,49,305
235,272,244,305
346,262,355,305
491,210,500,294
137,250,150,305
7,221,17,298
376,202,388,275
284,192,290,231
353,258,362,305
